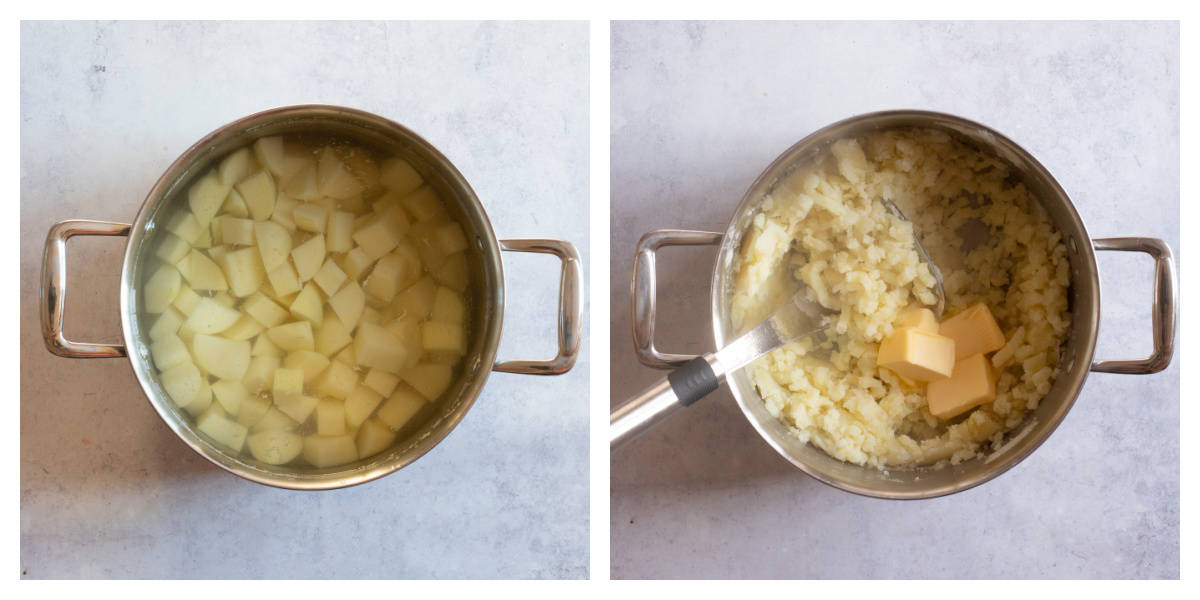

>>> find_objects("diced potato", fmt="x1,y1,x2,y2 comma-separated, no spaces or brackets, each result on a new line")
359,306,383,327
251,332,282,358
284,350,330,383
222,314,264,341
161,361,203,408
400,363,453,400
434,252,469,292
326,211,355,253
316,360,358,400
328,281,366,328
356,418,397,458
400,185,445,222
172,286,202,316
339,146,380,189
177,323,198,344
275,393,319,424
392,276,437,321
266,321,315,352
181,249,229,291
247,429,303,465
243,293,289,328
392,241,423,290
316,399,346,436
434,222,469,256
354,322,409,374
219,247,265,298
148,306,185,341
384,316,422,368
376,385,425,431
211,379,248,415
184,298,242,334
267,261,302,297
219,216,255,246
338,247,374,281
207,245,228,265
334,344,356,366
150,334,191,371
273,367,304,400
188,172,231,226
193,334,251,380
271,193,298,230
192,223,212,249
293,202,328,233
313,259,347,296
251,406,298,433
183,380,214,417
210,291,235,307
317,146,366,200
316,310,354,357
252,220,291,271
196,406,249,452
285,162,320,201
237,393,272,428
364,255,409,302
253,136,286,177
242,354,281,394
430,286,465,324
352,216,404,260
291,235,326,282
218,147,256,186
422,321,465,357
144,263,182,314
380,158,424,195
363,368,400,398
344,385,384,428
222,188,249,218
288,282,324,326
165,211,202,244
156,232,191,264
409,220,449,270
302,434,358,468
236,169,276,221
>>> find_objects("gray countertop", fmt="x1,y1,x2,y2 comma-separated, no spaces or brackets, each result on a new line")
21,21,589,579
609,21,1179,579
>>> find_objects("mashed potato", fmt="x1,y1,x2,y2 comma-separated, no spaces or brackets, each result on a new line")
731,129,1071,468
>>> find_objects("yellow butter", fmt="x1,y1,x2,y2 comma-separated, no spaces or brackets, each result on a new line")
927,353,997,419
939,302,1006,360
878,327,955,382
896,306,939,333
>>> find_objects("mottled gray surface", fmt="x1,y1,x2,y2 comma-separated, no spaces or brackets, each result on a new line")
610,21,1179,579
21,21,589,579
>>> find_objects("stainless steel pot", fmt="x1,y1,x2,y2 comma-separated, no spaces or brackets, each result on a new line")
623,109,1176,499
40,105,583,490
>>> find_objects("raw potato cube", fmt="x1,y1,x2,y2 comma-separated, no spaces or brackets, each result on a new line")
218,147,256,186
253,137,286,177
196,408,249,452
247,429,303,465
316,360,358,400
376,386,425,431
312,259,347,296
156,233,191,265
236,169,276,221
254,220,292,271
393,277,438,321
267,261,302,297
184,298,242,335
328,281,365,327
409,221,449,270
326,211,355,253
317,147,366,200
345,385,384,428
183,380,214,417
251,332,282,358
221,314,264,341
430,286,465,324
384,316,422,368
219,247,266,298
251,407,299,433
285,162,320,201
284,350,330,383
364,255,408,302
144,263,182,314
288,283,324,326
399,185,444,222
363,368,400,398
267,321,315,352
434,222,469,256
211,379,248,415
302,434,358,468
220,216,256,246
244,293,289,327
165,211,202,244
188,172,231,226
422,321,465,357
275,394,319,424
181,250,229,291
292,235,326,282
316,399,346,436
433,252,468,292
338,247,374,281
211,291,237,309
192,224,212,249
172,285,202,315
150,334,191,371
222,188,249,218
380,157,423,194
316,310,354,357
161,361,203,408
271,193,298,230
237,393,272,428
242,354,280,394
356,418,397,458
148,307,185,341
352,216,404,260
354,322,409,374
400,363,453,400
272,367,304,401
207,244,227,265
334,344,356,366
193,334,251,380
177,323,198,344
293,202,328,233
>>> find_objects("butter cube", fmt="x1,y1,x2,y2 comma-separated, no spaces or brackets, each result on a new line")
939,302,1006,360
878,327,955,382
897,307,938,333
927,353,997,419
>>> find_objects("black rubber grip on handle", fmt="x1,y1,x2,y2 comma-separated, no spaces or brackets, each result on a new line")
667,357,719,407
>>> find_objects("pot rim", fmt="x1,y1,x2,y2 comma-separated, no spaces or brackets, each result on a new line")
708,109,1101,499
117,104,505,490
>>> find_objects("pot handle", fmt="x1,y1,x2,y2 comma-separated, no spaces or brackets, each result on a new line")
41,219,132,358
492,238,583,375
1090,236,1177,374
631,229,723,369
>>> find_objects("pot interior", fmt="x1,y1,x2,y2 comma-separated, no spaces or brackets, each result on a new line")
711,111,1101,498
121,106,504,489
